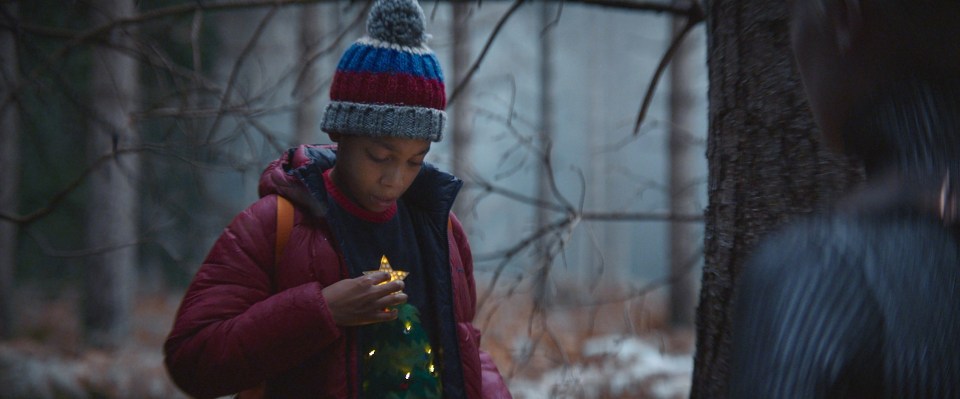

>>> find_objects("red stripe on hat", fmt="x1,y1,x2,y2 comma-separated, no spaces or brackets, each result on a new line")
330,70,446,110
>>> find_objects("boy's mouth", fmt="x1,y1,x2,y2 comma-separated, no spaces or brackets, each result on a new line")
371,196,397,209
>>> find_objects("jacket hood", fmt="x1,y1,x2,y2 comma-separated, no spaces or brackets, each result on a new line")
258,144,462,218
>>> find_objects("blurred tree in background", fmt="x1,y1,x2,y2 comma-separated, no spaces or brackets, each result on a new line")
83,0,140,349
0,1,20,340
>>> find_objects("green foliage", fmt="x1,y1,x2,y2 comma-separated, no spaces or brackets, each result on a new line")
362,303,441,399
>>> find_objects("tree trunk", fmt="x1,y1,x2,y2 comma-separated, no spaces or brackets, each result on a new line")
581,10,609,283
451,1,473,220
666,1,699,329
295,3,321,145
690,0,863,396
84,0,140,349
0,2,20,339
533,0,556,305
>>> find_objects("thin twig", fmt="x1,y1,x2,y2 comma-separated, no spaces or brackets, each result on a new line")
568,0,703,17
537,141,576,213
1,0,341,114
475,217,574,261
447,0,525,107
26,228,147,258
632,2,704,134
466,177,567,212
0,148,145,226
205,5,279,144
292,1,372,97
476,217,575,306
580,211,703,223
553,245,704,308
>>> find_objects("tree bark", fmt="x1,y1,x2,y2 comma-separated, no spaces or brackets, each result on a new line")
84,0,141,349
0,2,20,339
690,0,863,396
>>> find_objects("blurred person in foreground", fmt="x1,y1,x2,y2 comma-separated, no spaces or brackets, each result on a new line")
162,1,511,398
729,0,960,397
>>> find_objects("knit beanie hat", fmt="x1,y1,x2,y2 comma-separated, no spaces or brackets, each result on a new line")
320,0,446,142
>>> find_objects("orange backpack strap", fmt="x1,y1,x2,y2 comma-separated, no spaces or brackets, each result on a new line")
236,197,293,399
275,195,294,267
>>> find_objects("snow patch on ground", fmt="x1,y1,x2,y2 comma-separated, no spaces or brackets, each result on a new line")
509,335,692,399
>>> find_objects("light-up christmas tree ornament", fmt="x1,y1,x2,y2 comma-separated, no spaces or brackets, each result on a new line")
361,255,440,398
363,255,409,285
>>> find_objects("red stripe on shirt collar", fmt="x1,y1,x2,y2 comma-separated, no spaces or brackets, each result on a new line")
323,168,397,223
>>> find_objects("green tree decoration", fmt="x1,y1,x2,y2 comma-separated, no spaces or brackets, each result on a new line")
362,303,441,398
361,256,441,398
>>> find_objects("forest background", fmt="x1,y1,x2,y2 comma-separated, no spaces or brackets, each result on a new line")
1,0,845,398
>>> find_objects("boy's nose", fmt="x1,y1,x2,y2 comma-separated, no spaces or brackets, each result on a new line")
381,167,402,187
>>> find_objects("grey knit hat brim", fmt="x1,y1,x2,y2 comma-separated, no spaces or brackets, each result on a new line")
321,101,446,142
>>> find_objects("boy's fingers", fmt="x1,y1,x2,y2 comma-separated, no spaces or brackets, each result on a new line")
383,280,404,293
364,271,390,285
365,308,398,324
371,292,407,310
368,279,403,297
384,292,407,307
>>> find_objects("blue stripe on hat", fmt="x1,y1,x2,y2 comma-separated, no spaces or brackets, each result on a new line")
337,43,443,81
425,53,444,82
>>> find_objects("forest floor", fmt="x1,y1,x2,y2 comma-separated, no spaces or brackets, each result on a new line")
0,281,694,399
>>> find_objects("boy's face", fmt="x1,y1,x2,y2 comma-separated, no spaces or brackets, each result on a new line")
332,135,431,213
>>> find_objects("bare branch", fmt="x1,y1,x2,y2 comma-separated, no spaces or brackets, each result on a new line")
580,211,703,223
476,217,575,308
292,2,372,97
475,217,575,262
205,6,280,144
474,205,701,313
633,2,704,134
474,210,700,263
447,0,525,107
567,0,705,18
26,228,147,258
466,178,568,212
552,245,704,308
540,141,576,213
0,148,146,226
0,0,347,112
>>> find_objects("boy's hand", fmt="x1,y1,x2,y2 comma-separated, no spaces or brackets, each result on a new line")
321,272,408,326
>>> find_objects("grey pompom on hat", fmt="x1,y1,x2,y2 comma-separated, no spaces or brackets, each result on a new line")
366,0,427,47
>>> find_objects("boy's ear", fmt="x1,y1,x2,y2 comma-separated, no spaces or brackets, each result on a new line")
830,0,863,53
328,132,341,142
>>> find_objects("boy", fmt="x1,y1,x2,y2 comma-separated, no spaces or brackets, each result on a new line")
163,1,512,398
730,0,960,397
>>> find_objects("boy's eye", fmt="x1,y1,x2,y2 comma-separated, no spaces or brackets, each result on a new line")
368,152,389,163
408,159,424,167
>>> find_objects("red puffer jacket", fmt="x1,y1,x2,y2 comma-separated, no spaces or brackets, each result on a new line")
164,145,511,399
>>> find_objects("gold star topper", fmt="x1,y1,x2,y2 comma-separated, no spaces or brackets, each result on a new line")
363,255,409,285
